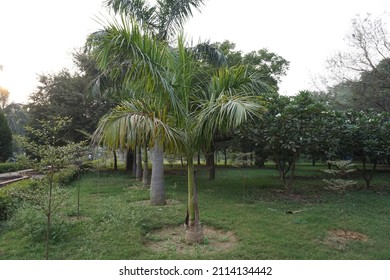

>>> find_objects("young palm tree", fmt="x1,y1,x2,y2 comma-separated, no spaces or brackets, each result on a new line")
173,40,266,243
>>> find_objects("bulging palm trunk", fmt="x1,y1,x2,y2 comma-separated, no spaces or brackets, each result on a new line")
150,142,165,205
185,158,204,244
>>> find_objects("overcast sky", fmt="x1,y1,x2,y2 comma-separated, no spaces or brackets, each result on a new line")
0,0,389,104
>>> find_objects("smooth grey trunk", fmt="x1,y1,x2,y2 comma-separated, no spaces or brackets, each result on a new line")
150,142,165,205
142,144,150,186
136,146,143,180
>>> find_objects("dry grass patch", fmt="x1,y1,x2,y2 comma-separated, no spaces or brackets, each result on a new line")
323,229,368,250
144,225,237,255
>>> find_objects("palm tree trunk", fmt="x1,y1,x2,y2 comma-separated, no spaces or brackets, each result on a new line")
150,142,165,205
126,148,134,173
113,151,118,171
136,145,143,180
205,151,215,180
185,158,203,244
132,146,137,176
142,144,150,186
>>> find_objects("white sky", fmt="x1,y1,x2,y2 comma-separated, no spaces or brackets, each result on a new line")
0,0,389,104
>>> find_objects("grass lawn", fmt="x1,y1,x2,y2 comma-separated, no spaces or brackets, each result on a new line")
0,163,389,260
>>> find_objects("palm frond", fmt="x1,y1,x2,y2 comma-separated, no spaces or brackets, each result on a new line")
196,94,264,140
92,99,184,153
87,15,185,117
156,0,206,39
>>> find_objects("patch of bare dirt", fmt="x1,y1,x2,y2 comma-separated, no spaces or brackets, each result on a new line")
329,229,368,241
144,225,237,255
324,229,368,250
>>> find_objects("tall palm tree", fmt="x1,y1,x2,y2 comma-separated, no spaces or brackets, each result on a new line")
89,0,206,205
88,17,183,205
92,34,266,243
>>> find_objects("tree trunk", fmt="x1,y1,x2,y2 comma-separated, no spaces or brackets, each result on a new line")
142,144,149,187
185,158,203,244
205,151,215,180
136,146,143,180
224,149,227,166
150,142,165,206
113,151,118,171
132,146,137,176
126,148,134,173
362,159,377,190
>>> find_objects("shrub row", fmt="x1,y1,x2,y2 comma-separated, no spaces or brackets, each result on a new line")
0,163,21,173
0,165,81,221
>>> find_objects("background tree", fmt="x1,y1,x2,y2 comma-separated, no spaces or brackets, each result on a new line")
323,14,390,112
350,58,390,113
327,14,390,82
237,91,325,194
201,40,288,179
26,52,114,145
0,111,12,162
339,110,390,189
214,40,289,90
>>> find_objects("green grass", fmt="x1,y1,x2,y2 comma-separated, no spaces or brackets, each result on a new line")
0,164,389,260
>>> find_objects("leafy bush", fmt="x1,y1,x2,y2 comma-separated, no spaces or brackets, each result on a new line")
0,165,81,221
53,165,80,185
0,179,37,220
0,162,19,173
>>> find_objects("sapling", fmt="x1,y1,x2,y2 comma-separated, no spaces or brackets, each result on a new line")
323,160,357,224
16,117,85,259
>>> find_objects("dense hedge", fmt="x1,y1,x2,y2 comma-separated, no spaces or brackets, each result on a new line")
0,165,81,221
0,179,36,220
0,163,20,173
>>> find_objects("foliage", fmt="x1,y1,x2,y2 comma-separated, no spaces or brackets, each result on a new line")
104,0,206,41
327,14,390,82
15,117,86,259
0,179,37,221
0,162,19,173
322,14,390,113
26,65,113,144
236,91,326,193
0,111,12,162
213,40,289,90
3,103,28,136
323,160,357,192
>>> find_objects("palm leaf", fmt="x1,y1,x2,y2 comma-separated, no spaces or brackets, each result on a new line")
92,99,184,153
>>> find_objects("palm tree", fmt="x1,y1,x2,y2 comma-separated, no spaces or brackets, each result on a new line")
89,0,206,205
173,39,266,243
92,34,266,243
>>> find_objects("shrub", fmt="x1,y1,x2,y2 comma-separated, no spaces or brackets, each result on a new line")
0,179,37,220
0,162,19,173
53,165,80,185
0,164,81,221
